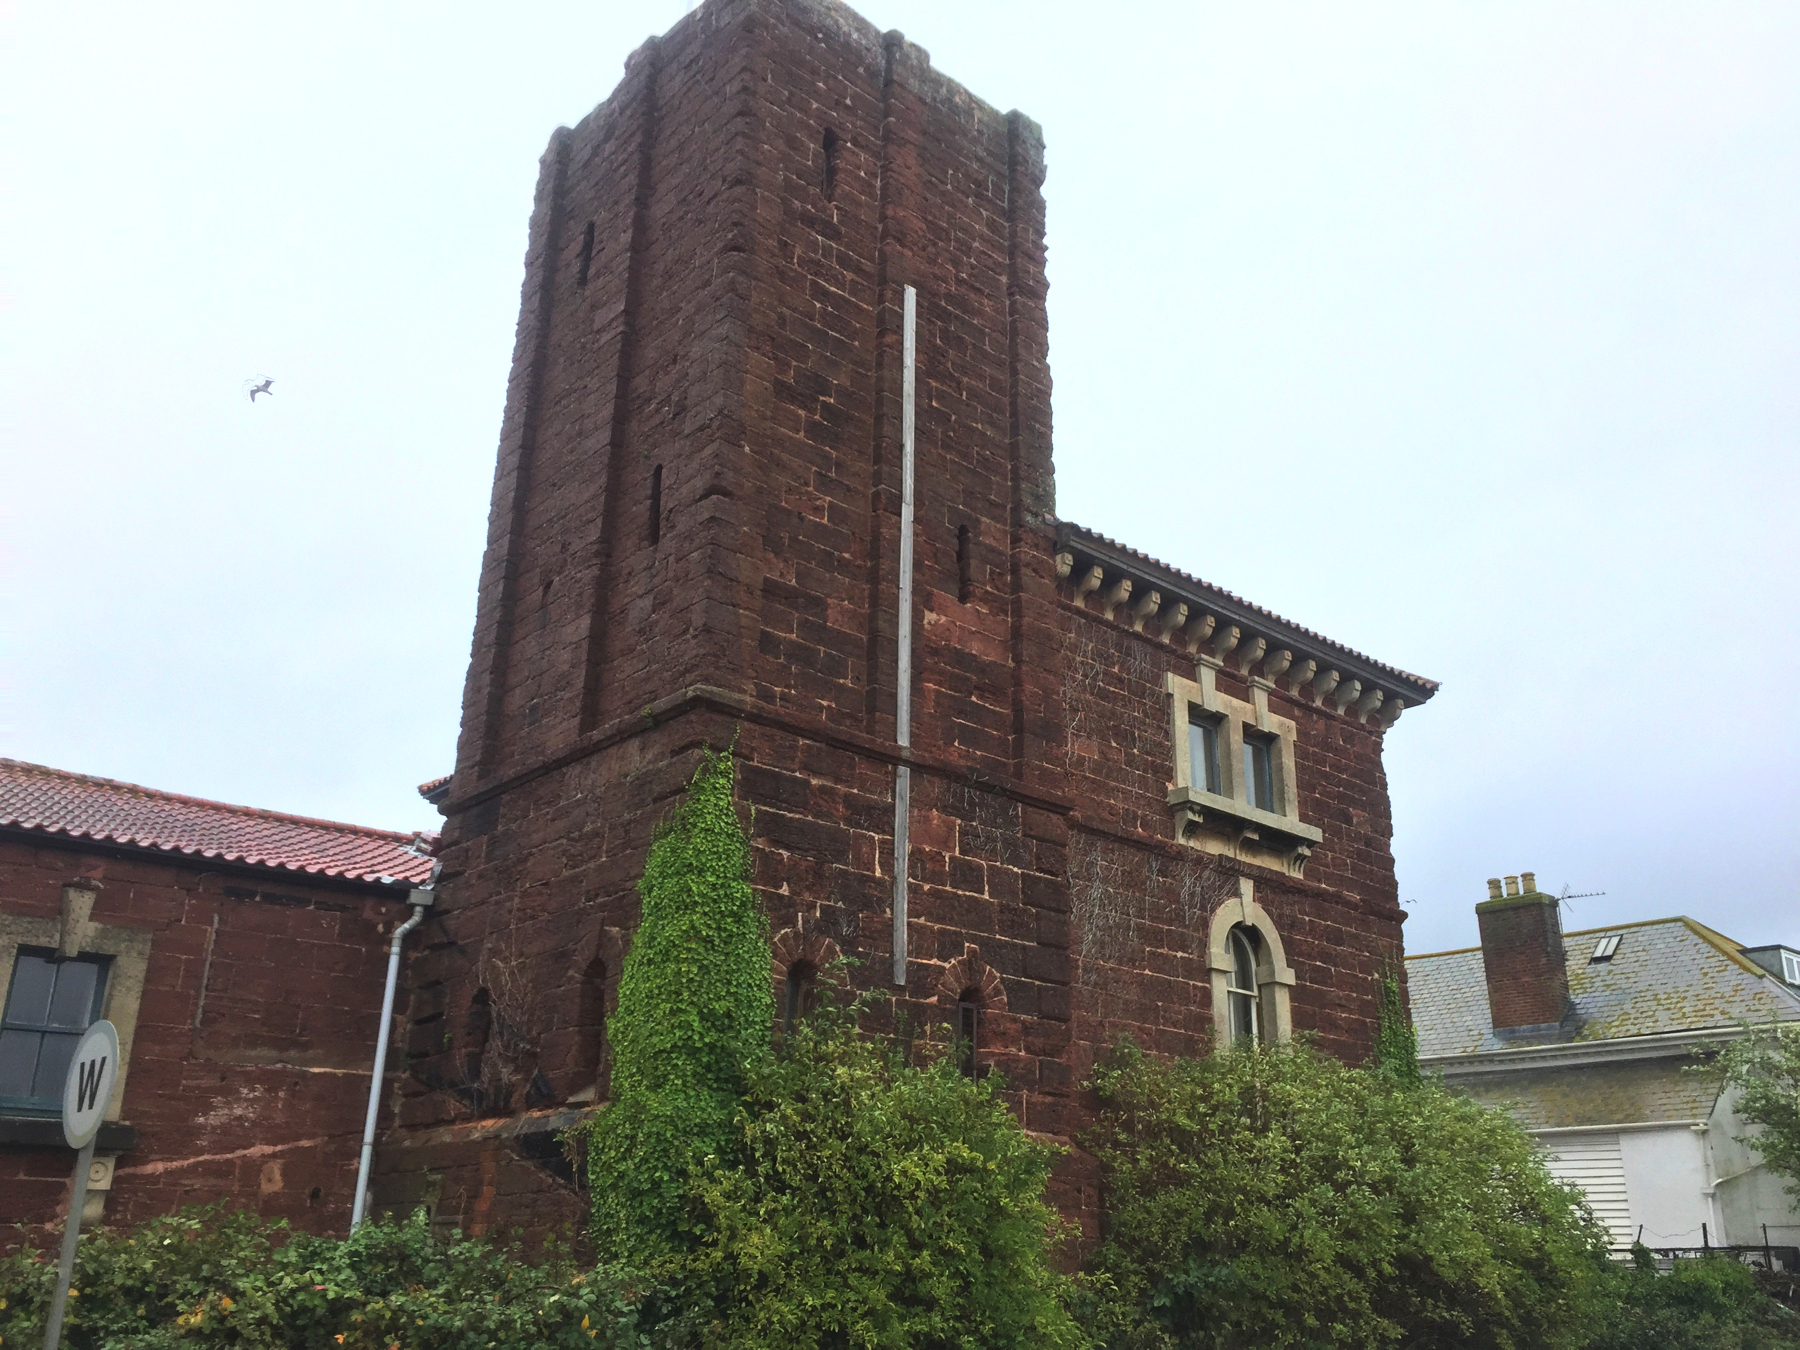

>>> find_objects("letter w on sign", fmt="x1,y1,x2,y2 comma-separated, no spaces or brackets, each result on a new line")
77,1056,108,1113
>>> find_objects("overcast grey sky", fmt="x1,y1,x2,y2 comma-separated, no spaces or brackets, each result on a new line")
6,2,1796,956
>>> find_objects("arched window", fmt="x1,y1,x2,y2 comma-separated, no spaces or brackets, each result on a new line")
782,960,817,1036
463,987,493,1091
1226,926,1261,1045
1206,880,1295,1048
956,989,983,1079
575,958,608,1099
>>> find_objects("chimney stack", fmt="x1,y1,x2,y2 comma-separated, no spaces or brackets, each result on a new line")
1476,871,1571,1038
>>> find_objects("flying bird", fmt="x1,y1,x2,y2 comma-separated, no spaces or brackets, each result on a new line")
244,376,274,402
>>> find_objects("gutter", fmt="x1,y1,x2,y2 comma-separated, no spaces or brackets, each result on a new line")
350,873,435,1230
1421,1024,1753,1076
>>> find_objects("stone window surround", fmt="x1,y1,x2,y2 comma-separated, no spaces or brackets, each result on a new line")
1206,878,1295,1046
0,901,151,1129
1165,666,1323,876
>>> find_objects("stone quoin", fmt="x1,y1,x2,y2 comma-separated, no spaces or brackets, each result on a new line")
373,0,1437,1242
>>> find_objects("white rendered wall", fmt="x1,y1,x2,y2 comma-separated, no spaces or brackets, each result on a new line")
1707,1087,1800,1247
1616,1126,1712,1247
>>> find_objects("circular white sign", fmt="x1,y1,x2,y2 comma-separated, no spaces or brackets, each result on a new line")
62,1020,119,1150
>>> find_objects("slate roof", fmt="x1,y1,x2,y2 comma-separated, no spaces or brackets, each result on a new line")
1452,1058,1727,1131
0,758,436,886
1407,917,1800,1059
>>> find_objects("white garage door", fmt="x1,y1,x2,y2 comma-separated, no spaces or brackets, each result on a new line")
1540,1132,1633,1247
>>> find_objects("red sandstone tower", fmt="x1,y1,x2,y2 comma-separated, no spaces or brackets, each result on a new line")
380,0,1436,1238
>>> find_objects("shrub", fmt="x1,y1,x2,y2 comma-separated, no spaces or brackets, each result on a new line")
1081,1039,1609,1350
581,745,774,1263
1713,1021,1800,1202
0,1205,655,1349
1587,1250,1800,1350
672,996,1087,1350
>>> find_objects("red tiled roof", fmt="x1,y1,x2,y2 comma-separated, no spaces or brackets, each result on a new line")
1058,521,1440,695
0,759,437,886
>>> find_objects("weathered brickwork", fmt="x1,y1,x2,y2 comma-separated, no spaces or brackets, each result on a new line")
0,838,413,1238
379,0,1431,1244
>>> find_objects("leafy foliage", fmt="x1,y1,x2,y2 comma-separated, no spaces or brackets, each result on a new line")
672,994,1086,1350
1081,1039,1610,1350
0,1205,655,1349
1369,969,1421,1088
1586,1249,1800,1350
1713,1020,1800,1202
580,746,774,1263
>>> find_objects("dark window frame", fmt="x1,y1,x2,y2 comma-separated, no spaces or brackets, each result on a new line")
0,947,111,1116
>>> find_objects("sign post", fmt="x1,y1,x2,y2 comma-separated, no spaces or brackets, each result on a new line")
42,1020,117,1350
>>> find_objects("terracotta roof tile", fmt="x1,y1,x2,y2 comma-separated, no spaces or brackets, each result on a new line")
0,758,436,886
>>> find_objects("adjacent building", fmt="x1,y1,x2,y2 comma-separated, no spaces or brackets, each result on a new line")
1408,873,1800,1251
0,758,433,1234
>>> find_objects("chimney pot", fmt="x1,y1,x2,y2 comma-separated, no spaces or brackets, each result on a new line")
1504,875,1520,897
1521,871,1537,894
1486,877,1503,900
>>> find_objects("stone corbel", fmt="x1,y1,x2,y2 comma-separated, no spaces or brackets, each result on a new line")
1352,687,1385,723
1260,649,1293,684
1181,613,1216,655
1172,800,1205,841
59,882,99,959
1375,696,1405,731
1074,565,1104,606
1054,551,1074,580
1233,635,1267,676
1157,601,1190,643
1285,657,1315,695
1289,842,1313,877
1310,668,1340,707
1205,624,1240,664
1100,576,1132,622
1332,678,1363,715
1130,589,1161,633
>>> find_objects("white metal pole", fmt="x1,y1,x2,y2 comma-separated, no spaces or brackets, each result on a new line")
351,899,428,1229
892,284,917,987
41,1139,94,1350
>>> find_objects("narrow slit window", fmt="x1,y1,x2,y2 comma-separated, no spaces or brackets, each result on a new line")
956,997,980,1079
648,464,663,547
783,963,816,1037
576,959,608,1096
1226,927,1260,1046
1242,733,1275,812
821,127,840,200
956,524,972,602
577,221,595,287
1189,710,1221,795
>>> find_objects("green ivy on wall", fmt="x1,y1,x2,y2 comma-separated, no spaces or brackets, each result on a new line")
582,745,774,1262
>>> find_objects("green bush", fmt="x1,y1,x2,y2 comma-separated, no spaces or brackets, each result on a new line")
672,996,1087,1350
0,1205,655,1349
1080,1039,1610,1350
1587,1250,1800,1350
1713,1021,1800,1203
581,745,774,1264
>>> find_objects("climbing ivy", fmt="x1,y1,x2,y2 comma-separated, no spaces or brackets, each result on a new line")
583,745,773,1262
1371,967,1422,1088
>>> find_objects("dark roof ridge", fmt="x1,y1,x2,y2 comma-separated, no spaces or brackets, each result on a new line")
1057,519,1439,695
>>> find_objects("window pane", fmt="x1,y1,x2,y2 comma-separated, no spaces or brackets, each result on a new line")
1189,714,1219,794
46,961,100,1029
1243,738,1273,811
0,1030,42,1101
3,953,57,1025
1229,990,1256,1044
1231,930,1257,993
31,1031,80,1102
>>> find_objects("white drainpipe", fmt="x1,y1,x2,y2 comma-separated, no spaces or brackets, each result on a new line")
351,882,434,1230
